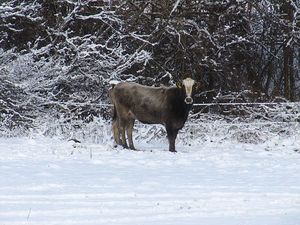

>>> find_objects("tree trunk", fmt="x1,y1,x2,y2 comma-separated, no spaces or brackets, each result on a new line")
282,1,295,101
283,45,294,100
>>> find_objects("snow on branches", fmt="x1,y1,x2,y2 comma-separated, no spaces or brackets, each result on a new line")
0,0,300,137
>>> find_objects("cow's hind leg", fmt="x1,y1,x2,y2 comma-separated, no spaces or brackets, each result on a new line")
112,119,121,145
119,118,128,148
126,119,135,150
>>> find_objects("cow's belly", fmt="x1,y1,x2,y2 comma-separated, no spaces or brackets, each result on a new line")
130,108,163,125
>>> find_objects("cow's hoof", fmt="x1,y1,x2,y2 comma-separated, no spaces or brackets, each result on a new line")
121,145,129,149
169,149,177,153
129,146,136,151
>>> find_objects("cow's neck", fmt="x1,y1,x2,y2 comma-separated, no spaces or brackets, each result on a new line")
169,87,193,123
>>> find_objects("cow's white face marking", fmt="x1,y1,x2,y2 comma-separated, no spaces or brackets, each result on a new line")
182,78,195,104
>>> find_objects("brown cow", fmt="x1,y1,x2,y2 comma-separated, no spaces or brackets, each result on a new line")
109,77,198,152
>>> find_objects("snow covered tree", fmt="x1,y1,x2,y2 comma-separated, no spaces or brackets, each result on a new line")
248,0,300,100
0,0,151,134
0,0,299,135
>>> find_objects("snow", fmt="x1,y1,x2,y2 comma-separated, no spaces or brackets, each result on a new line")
170,0,182,15
0,135,299,225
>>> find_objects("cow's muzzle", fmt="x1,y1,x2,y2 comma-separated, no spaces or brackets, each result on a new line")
184,97,193,104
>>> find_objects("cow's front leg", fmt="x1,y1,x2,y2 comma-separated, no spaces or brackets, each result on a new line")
166,125,178,152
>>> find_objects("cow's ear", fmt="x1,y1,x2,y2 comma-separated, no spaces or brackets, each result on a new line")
176,82,183,89
195,81,201,91
194,81,201,91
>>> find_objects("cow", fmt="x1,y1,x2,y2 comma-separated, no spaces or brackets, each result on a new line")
109,77,198,152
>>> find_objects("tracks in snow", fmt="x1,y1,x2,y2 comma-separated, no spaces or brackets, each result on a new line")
1,138,300,225
1,191,300,225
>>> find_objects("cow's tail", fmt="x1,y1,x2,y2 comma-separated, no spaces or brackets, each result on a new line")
112,104,117,122
109,84,120,145
108,84,117,122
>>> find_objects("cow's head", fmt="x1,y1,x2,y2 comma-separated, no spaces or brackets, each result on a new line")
177,77,198,105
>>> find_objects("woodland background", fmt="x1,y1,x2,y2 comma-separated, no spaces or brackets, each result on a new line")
0,0,299,136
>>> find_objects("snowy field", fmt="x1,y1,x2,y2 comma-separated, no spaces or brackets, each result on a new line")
0,127,300,225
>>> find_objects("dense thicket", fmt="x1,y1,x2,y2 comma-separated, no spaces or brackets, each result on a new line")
0,0,299,134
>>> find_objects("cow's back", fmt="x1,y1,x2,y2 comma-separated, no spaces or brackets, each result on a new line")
112,82,170,124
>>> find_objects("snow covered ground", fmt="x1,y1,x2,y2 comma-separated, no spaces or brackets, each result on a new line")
0,132,300,225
